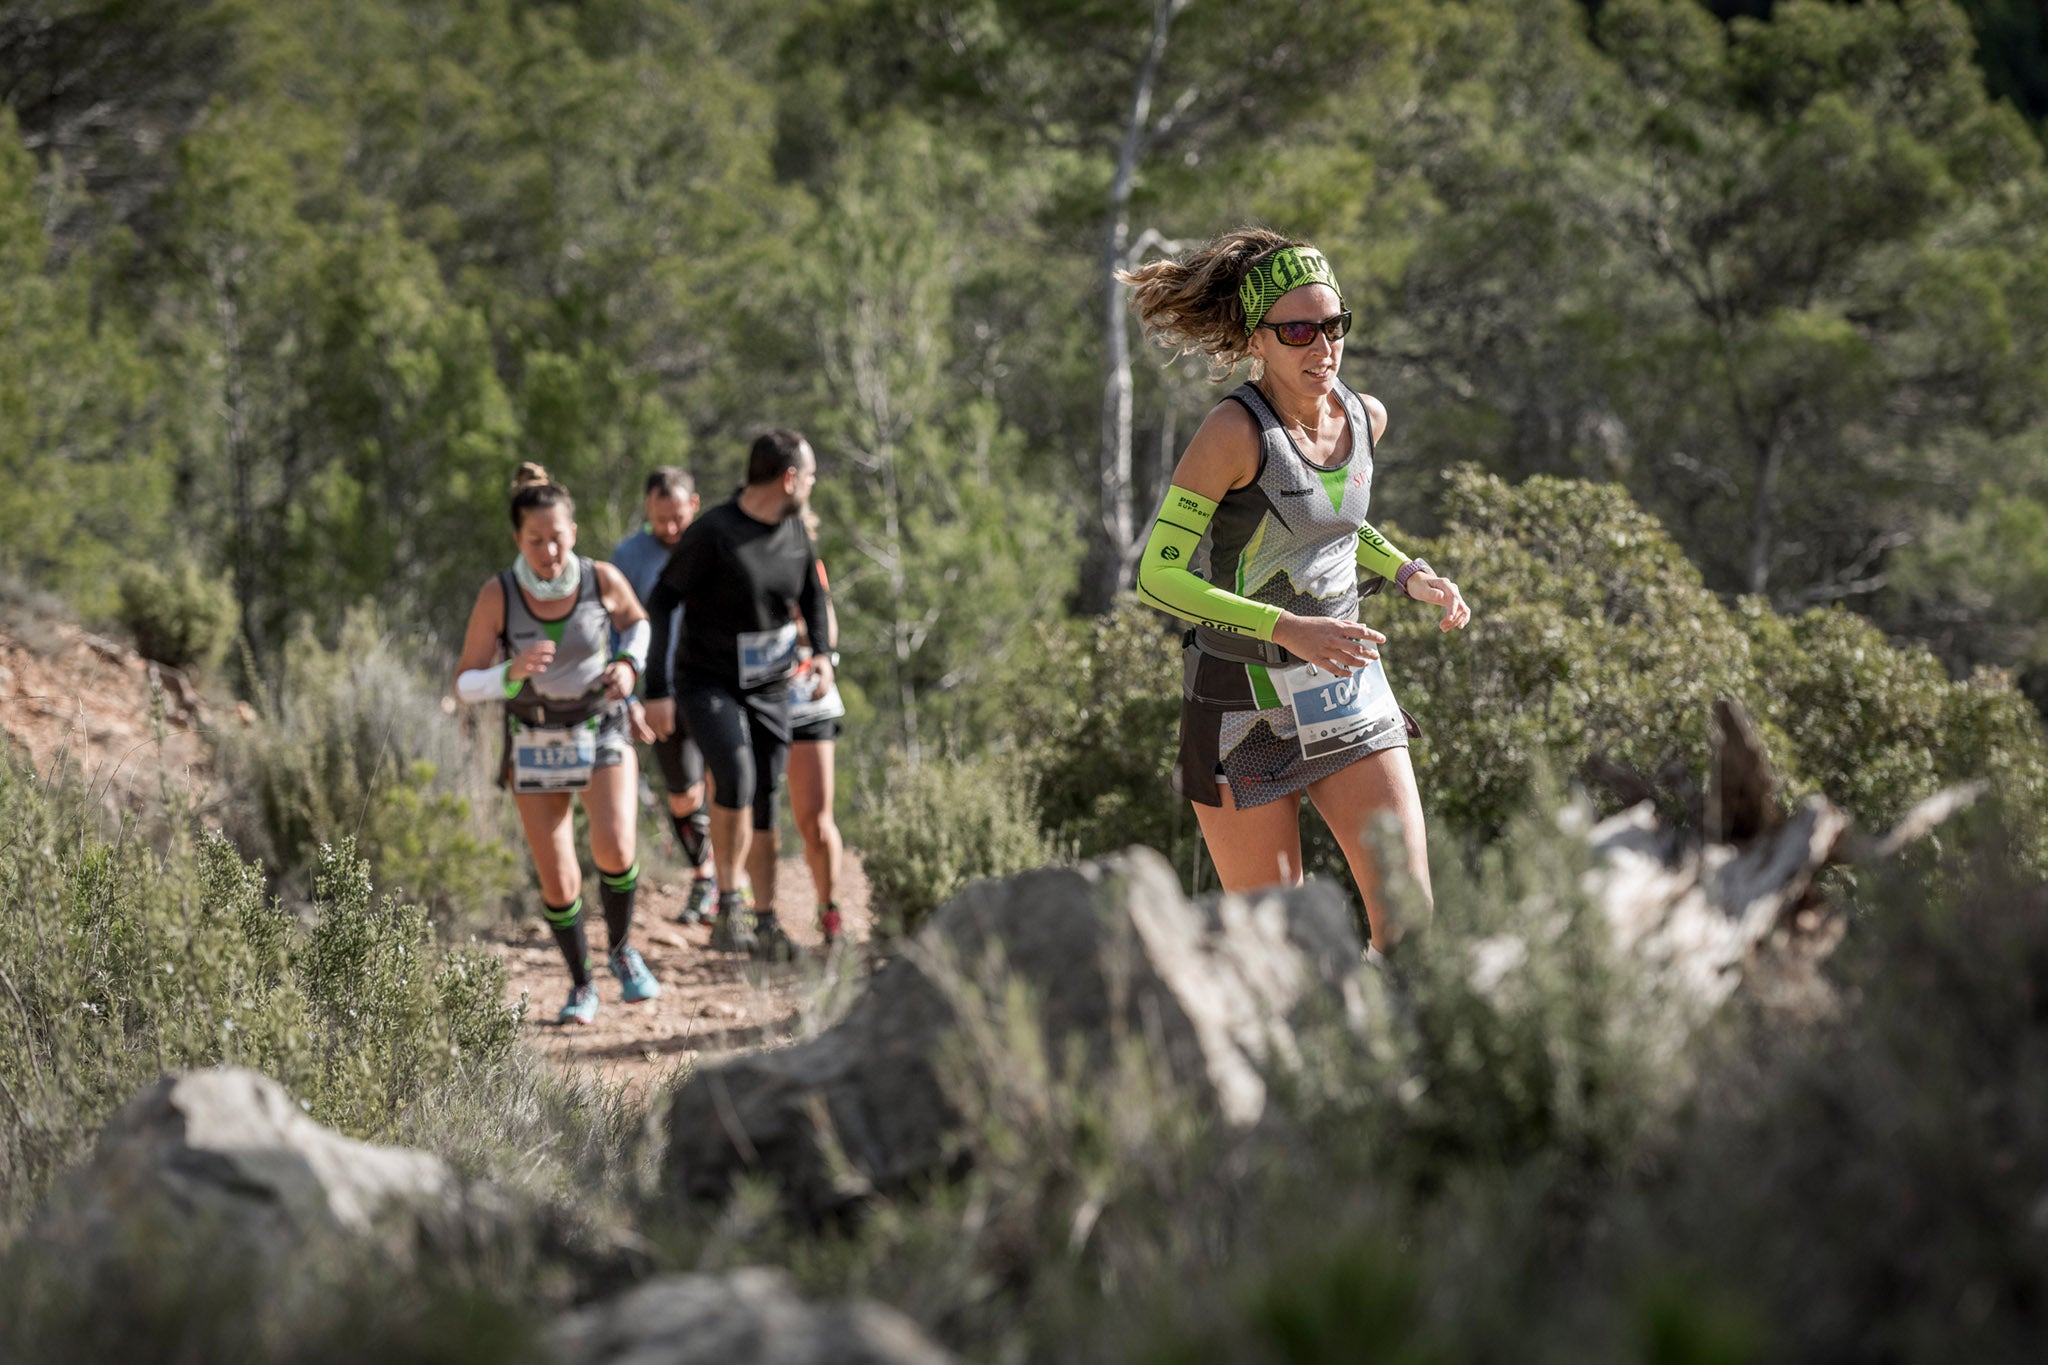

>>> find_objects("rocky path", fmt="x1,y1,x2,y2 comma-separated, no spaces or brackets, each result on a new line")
491,850,875,1094
1,617,875,1096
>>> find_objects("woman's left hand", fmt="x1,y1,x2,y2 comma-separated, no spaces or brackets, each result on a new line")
601,660,638,701
1409,573,1471,631
627,699,656,745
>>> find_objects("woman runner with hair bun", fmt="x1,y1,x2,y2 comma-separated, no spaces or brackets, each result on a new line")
1122,228,1472,958
451,462,663,1024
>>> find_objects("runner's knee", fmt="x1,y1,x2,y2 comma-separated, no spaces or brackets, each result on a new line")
709,752,755,811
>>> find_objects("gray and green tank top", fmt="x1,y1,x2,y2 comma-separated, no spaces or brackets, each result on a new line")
1183,379,1375,712
499,556,616,725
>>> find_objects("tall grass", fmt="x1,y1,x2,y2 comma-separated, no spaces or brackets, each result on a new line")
212,606,519,931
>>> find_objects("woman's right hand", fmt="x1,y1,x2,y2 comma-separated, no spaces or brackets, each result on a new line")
1272,613,1383,675
508,640,555,682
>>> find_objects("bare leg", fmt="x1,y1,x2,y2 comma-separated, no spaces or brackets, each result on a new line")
581,753,639,873
709,803,751,896
786,739,842,910
515,789,592,993
1192,782,1306,892
1305,745,1432,951
513,791,580,904
748,824,780,910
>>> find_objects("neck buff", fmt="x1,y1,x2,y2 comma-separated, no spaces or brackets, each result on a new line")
1239,246,1342,333
513,554,581,602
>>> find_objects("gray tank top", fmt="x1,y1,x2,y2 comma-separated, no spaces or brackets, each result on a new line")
1193,379,1375,620
499,557,614,724
1182,380,1378,710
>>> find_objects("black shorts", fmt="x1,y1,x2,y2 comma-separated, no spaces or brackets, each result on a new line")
791,715,841,744
677,677,790,833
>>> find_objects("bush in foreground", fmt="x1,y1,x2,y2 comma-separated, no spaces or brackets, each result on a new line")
0,751,521,1233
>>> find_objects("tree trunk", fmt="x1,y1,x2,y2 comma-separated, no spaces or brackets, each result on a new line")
211,249,262,667
1748,433,1782,597
1083,0,1184,614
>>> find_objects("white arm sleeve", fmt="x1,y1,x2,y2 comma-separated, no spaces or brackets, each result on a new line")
613,618,650,676
455,661,517,705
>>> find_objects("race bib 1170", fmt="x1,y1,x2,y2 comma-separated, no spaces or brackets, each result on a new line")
511,718,598,792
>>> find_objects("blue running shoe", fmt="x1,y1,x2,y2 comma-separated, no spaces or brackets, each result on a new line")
557,983,599,1026
609,945,661,1003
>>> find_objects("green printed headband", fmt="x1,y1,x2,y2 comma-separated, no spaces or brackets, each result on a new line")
1239,246,1342,333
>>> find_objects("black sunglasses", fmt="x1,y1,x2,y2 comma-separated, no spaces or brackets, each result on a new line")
1257,310,1353,347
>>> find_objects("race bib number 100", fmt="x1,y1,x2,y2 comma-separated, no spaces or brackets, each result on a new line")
1275,657,1403,761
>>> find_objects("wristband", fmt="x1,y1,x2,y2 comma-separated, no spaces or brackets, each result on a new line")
1394,559,1433,598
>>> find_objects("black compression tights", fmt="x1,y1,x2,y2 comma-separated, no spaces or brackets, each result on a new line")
678,685,789,830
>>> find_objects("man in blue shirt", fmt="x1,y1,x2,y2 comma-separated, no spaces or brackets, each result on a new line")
613,467,717,923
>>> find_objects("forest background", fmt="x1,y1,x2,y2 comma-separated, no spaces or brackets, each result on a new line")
11,0,2048,771
10,3,2048,1360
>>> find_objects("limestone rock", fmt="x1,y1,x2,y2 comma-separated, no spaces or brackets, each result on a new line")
27,1067,651,1307
31,1069,458,1263
548,1269,956,1365
664,847,1366,1220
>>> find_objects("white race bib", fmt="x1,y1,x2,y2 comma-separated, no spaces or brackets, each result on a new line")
736,622,799,688
510,718,598,793
789,666,846,728
1275,657,1403,761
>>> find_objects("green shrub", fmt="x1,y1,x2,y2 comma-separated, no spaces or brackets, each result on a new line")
213,604,518,929
115,560,239,672
1385,469,2048,870
857,749,1056,938
1019,602,1209,885
0,749,522,1232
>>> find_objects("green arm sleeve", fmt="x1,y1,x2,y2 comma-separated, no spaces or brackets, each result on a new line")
1355,521,1410,581
1135,486,1285,641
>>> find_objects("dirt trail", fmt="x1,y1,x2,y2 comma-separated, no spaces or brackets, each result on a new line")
490,850,872,1093
2,617,864,1095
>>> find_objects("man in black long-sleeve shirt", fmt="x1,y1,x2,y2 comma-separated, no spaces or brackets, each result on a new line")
645,429,832,958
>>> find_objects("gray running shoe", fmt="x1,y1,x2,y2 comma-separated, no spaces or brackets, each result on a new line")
708,892,756,953
749,912,803,964
677,876,717,926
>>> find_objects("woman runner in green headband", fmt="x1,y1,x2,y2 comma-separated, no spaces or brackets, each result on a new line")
1122,228,1472,957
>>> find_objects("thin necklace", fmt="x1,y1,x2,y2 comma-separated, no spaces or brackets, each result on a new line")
1263,383,1330,449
